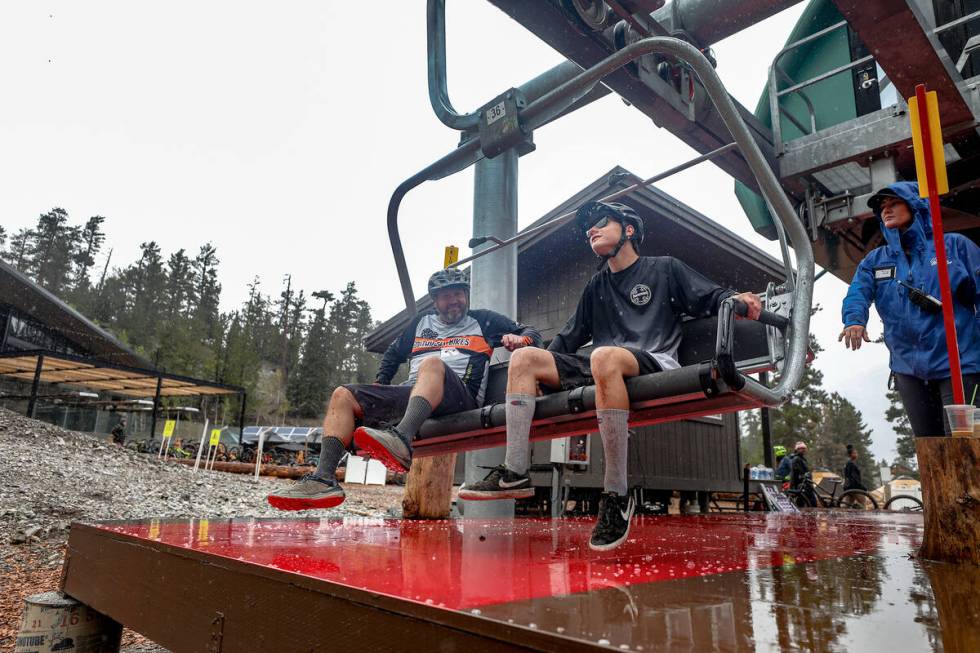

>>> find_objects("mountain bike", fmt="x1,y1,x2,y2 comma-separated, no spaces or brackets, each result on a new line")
785,473,878,510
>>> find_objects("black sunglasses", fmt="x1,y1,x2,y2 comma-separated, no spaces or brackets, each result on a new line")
585,215,615,232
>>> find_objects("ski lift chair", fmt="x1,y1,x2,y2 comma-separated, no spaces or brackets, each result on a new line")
381,35,815,459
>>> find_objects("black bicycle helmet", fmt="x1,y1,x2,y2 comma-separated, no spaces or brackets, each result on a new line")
427,267,470,298
575,200,644,258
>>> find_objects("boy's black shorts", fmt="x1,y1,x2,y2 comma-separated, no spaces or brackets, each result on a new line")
549,347,662,391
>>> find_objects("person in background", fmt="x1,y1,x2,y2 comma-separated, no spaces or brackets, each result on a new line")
842,444,866,492
840,181,979,436
111,417,127,446
774,444,792,481
790,441,816,507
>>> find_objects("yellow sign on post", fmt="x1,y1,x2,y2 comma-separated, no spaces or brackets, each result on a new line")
908,90,949,197
443,245,459,268
209,428,221,446
162,419,176,438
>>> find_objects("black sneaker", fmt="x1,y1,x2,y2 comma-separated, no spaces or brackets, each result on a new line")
589,492,636,551
457,465,534,500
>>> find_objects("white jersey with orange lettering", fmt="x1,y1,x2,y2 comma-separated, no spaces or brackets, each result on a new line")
375,309,541,405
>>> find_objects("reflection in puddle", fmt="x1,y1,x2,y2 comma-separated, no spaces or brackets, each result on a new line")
97,513,980,651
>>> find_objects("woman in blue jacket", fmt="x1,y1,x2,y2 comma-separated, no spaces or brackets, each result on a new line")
840,181,980,436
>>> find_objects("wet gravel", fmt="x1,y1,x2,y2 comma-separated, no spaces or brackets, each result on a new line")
0,407,405,651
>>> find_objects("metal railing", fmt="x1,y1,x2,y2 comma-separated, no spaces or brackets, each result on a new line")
767,20,876,155
387,36,815,408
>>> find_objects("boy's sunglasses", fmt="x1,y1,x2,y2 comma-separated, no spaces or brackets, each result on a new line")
585,215,615,232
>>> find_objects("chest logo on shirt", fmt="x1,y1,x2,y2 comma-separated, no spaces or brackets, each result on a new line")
629,284,652,306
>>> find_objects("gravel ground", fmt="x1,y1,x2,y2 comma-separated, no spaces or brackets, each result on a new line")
0,407,405,652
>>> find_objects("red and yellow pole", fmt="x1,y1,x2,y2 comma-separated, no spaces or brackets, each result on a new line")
909,83,964,404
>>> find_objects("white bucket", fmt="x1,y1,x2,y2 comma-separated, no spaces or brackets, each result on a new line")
15,592,117,653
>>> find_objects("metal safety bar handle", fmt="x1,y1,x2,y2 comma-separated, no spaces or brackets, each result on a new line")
427,0,481,130
388,36,814,406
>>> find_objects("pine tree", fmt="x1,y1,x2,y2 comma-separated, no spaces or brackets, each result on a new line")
165,249,195,316
192,243,221,341
0,225,6,251
29,208,80,294
68,215,107,310
813,392,876,483
6,228,33,269
287,290,334,418
885,385,916,469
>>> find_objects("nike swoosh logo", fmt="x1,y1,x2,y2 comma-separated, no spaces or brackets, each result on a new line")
498,478,527,489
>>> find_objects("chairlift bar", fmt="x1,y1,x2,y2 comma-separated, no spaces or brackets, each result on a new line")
768,19,850,153
452,142,738,267
774,67,817,133
933,9,980,35
776,55,875,98
427,0,481,130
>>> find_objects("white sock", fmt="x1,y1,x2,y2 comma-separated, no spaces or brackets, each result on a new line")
597,408,630,495
503,393,536,475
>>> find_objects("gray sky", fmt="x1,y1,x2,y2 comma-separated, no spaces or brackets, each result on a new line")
0,2,896,462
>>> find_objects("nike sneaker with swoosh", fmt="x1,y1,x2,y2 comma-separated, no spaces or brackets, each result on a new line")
589,491,636,551
457,465,534,500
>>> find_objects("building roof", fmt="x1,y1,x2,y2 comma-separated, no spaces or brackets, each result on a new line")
365,166,786,352
0,350,242,398
0,258,149,368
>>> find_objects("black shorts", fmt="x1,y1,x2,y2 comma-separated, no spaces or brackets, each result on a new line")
343,360,479,433
549,347,662,391
893,372,980,437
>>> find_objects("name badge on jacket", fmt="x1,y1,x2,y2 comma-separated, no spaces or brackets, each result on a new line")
873,266,896,281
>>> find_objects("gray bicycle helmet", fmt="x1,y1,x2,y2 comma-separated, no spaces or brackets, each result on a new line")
575,201,644,258
427,267,470,298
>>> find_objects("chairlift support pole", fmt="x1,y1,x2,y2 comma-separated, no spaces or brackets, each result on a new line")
149,376,162,441
463,149,520,519
237,391,247,447
27,354,44,418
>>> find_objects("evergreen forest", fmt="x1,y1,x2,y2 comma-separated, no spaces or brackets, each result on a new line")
1,209,379,425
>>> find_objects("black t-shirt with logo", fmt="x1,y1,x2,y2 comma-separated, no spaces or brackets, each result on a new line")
547,256,734,370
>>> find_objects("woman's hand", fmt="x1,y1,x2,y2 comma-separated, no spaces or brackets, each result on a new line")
838,325,870,350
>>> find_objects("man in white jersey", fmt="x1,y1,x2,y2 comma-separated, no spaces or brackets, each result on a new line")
267,268,540,510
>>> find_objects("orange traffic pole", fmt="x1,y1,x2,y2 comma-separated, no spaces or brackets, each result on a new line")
913,83,964,404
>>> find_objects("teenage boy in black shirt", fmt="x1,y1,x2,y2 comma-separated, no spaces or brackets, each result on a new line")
459,200,763,550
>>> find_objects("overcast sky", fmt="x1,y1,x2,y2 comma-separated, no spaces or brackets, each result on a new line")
0,2,897,463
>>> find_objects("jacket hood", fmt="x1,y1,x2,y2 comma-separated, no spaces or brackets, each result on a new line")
874,181,933,252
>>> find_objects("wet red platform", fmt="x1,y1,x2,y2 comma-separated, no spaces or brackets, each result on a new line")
61,513,979,652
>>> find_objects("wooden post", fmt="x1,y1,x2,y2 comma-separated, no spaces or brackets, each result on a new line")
402,453,457,519
916,437,980,564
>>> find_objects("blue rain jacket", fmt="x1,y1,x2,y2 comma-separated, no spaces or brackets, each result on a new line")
841,181,980,380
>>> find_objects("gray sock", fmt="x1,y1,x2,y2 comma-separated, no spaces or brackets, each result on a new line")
394,396,434,440
504,393,536,475
315,437,348,482
597,408,630,495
